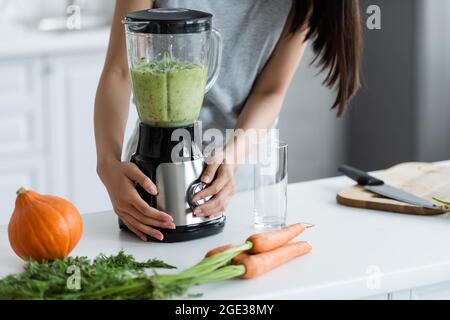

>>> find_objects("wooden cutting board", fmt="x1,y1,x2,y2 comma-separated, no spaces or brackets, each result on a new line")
337,162,450,215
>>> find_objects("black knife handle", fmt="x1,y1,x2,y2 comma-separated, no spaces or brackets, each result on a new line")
338,165,384,186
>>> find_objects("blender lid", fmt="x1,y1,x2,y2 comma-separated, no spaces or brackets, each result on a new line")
124,8,212,34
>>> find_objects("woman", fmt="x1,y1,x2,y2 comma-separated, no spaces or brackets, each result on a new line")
94,0,361,241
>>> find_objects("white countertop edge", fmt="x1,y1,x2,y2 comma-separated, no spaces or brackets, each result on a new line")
193,262,450,300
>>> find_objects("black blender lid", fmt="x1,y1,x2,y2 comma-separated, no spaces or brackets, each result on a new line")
124,8,212,34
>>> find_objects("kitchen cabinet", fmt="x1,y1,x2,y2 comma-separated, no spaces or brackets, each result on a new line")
0,57,47,224
388,290,412,300
361,294,388,300
382,284,450,301
0,48,140,224
411,282,450,300
0,157,48,224
44,53,111,215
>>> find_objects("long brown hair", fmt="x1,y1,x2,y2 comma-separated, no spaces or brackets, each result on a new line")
291,0,362,117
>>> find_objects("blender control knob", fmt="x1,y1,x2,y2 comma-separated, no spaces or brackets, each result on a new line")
187,182,210,208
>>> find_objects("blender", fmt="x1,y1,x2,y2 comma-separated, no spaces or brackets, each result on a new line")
122,8,224,242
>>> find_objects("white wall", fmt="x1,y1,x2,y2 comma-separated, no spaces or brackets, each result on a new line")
279,45,347,182
415,0,450,162
348,0,416,171
348,0,450,170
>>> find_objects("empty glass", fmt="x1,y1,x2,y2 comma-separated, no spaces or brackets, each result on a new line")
254,141,288,229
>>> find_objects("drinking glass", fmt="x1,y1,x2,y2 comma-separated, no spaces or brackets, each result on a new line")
253,141,288,229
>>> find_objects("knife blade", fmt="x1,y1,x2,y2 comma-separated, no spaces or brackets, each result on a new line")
339,165,441,210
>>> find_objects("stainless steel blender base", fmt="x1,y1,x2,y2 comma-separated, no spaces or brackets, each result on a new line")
123,122,227,242
155,159,210,226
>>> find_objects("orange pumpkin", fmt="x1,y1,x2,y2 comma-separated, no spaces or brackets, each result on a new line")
8,188,83,262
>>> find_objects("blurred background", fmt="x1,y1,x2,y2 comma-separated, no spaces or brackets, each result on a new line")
0,0,449,224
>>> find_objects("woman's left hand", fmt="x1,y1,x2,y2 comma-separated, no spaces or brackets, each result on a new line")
191,153,237,218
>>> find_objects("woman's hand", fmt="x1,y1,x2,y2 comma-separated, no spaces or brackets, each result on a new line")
191,151,238,218
97,160,175,241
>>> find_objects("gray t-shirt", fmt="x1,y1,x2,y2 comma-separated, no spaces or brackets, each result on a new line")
127,0,292,190
154,0,292,132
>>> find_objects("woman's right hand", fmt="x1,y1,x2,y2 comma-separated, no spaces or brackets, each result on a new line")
97,160,175,241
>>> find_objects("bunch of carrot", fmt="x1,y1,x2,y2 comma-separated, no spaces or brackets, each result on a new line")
204,223,312,279
154,223,312,295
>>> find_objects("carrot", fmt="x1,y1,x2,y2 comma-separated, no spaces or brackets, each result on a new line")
247,223,306,254
240,242,312,279
205,244,234,258
205,244,250,265
232,252,250,265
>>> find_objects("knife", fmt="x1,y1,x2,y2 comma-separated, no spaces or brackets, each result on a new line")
338,165,441,210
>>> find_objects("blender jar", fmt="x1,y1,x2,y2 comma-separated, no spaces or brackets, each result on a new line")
124,8,222,128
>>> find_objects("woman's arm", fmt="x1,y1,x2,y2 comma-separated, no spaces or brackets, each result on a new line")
95,0,147,168
95,0,176,241
192,13,308,217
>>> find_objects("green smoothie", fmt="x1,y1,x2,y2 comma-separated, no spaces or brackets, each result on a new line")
130,56,207,127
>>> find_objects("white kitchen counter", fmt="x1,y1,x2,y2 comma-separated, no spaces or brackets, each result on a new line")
0,24,110,58
1,162,450,300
